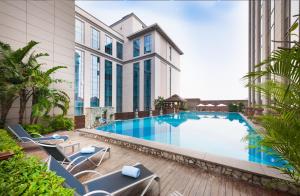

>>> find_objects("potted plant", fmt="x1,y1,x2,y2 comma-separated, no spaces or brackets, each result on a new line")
154,96,164,115
102,109,107,119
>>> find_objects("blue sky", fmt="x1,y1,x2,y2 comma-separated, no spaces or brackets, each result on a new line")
76,1,248,100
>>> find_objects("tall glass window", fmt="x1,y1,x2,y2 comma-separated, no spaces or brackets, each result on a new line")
144,59,151,111
75,19,84,43
91,55,100,107
133,39,140,57
105,60,112,106
169,67,172,96
91,28,100,50
169,46,172,61
144,34,152,54
290,0,300,43
75,50,84,115
116,42,123,59
133,62,140,111
271,0,275,52
116,64,123,112
105,36,112,55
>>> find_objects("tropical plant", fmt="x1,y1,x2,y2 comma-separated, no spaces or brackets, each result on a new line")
228,103,238,112
49,115,74,131
0,41,69,127
243,23,300,183
238,102,245,112
154,96,165,110
30,67,70,124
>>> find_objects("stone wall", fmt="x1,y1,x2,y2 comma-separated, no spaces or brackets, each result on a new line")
85,107,114,128
78,130,300,195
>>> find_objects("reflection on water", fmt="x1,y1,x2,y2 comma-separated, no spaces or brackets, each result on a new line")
97,112,284,167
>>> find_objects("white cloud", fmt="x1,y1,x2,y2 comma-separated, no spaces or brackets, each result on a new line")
76,1,248,100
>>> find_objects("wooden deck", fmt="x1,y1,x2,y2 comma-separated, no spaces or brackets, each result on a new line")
26,131,289,196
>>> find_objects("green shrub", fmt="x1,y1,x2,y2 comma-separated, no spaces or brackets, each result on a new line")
0,129,73,195
228,103,238,112
0,129,22,154
49,115,74,131
23,124,53,136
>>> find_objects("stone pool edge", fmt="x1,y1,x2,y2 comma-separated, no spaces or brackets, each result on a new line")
77,128,299,195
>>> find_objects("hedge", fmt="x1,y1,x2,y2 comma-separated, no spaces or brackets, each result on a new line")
0,129,74,195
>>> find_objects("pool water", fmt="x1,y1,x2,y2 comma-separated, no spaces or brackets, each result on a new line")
97,112,282,167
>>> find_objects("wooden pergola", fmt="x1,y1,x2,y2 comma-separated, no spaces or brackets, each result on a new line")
164,94,187,110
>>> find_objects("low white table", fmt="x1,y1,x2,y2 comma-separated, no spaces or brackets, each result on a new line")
58,141,80,153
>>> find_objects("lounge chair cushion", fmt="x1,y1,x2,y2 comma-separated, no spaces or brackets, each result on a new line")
68,146,106,165
86,164,153,194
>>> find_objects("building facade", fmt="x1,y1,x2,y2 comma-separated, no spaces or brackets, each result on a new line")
249,0,299,106
0,0,75,123
75,6,183,115
0,1,182,124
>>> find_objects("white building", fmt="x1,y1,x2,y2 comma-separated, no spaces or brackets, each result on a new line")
0,1,182,125
248,0,299,106
75,6,183,115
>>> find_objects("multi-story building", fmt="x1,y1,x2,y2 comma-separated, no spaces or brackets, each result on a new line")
75,5,183,116
248,0,299,106
0,2,182,124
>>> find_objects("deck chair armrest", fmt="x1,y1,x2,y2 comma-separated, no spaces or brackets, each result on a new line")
83,190,112,196
74,170,102,178
66,155,86,170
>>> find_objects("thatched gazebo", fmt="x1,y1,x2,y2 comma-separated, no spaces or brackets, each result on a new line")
164,94,187,110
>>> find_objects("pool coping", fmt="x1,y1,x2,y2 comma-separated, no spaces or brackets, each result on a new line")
77,127,299,195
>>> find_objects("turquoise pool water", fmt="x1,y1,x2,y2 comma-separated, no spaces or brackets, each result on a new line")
97,112,282,167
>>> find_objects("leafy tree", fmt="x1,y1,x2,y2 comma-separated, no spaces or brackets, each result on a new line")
0,41,69,127
154,96,165,110
244,22,300,183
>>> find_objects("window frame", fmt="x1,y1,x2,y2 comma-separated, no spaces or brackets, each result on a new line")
133,38,140,57
75,18,84,44
91,27,100,50
105,35,113,55
116,42,123,60
144,34,152,54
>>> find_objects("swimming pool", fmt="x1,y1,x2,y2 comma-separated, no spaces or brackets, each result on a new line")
97,112,282,167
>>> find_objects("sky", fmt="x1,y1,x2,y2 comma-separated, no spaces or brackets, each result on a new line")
76,1,249,100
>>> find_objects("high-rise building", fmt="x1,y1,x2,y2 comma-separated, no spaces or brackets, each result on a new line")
249,0,299,106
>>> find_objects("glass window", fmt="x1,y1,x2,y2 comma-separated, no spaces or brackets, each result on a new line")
133,62,140,111
75,19,84,43
144,60,151,111
105,36,113,55
290,0,300,43
105,60,112,106
133,39,140,57
75,50,84,116
271,0,275,52
116,64,123,112
116,42,123,60
144,34,152,54
169,67,172,96
91,28,100,50
91,55,100,107
169,46,172,61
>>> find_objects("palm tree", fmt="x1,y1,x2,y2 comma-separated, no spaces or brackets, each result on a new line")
0,41,69,127
244,32,300,183
30,65,69,124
